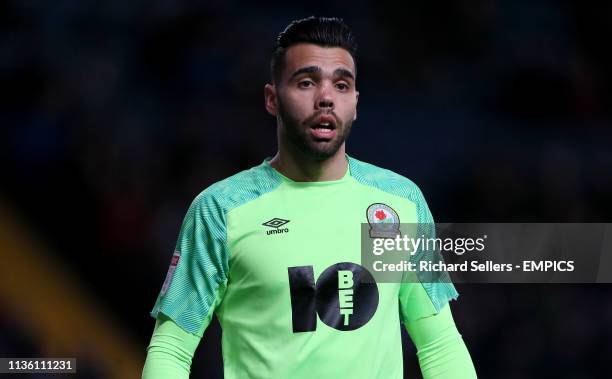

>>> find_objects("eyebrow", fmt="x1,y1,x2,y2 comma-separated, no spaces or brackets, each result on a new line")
333,68,355,81
289,66,355,81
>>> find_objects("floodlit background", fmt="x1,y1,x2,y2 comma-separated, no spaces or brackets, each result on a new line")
2,1,612,378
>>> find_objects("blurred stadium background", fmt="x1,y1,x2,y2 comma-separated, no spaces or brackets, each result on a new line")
1,1,612,378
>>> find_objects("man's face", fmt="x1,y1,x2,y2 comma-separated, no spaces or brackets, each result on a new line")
266,43,359,160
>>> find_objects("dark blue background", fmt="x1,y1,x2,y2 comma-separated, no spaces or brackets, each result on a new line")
2,1,611,377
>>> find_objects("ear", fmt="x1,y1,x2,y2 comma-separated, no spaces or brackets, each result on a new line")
353,90,359,121
264,83,278,116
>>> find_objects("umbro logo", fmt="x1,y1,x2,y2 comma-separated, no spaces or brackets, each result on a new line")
262,218,290,235
262,218,290,228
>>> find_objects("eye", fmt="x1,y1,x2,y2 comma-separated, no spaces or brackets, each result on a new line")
335,82,349,91
298,80,315,88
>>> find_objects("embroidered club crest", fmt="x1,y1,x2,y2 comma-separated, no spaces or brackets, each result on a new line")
161,250,181,296
366,203,401,238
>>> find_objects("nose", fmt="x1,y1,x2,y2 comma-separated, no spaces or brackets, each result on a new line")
316,82,334,110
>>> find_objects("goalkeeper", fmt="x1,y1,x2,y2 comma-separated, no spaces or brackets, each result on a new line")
143,16,477,379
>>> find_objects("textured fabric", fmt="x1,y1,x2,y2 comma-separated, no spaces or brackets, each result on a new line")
150,163,282,335
405,303,477,378
148,155,462,378
348,157,459,314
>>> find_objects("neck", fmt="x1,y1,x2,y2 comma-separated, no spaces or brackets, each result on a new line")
269,144,348,182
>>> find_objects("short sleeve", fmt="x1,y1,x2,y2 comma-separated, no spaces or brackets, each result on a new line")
150,192,229,336
400,187,458,321
399,280,438,323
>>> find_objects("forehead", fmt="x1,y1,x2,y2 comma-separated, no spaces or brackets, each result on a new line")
282,43,355,78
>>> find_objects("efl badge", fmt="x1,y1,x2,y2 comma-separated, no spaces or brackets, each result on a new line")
161,250,181,296
366,203,401,238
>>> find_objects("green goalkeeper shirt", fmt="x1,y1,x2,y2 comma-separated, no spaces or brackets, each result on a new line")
149,155,463,379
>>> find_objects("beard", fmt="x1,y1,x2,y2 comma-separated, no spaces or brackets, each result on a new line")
277,98,354,161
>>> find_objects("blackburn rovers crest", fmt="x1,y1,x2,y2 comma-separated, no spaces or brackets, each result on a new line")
366,203,401,238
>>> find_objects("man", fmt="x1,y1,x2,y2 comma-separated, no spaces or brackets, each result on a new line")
142,17,476,379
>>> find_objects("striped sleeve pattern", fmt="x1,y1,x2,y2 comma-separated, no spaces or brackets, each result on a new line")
150,161,282,335
348,155,459,314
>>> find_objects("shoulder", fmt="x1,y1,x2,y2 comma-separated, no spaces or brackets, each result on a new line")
348,155,428,206
189,160,282,216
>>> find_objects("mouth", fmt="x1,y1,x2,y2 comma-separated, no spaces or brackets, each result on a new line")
309,114,337,140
